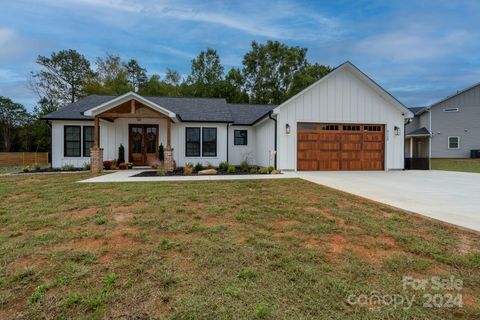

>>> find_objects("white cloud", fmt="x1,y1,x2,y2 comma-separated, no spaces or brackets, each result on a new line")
0,27,15,46
37,0,341,40
0,68,25,83
354,25,469,62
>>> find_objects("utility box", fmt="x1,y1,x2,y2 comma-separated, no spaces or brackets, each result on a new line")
471,150,480,159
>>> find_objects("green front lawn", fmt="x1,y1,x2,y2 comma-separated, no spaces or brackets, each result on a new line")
432,158,480,173
0,174,479,319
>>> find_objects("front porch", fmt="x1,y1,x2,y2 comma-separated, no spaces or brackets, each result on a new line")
88,95,176,173
405,128,431,170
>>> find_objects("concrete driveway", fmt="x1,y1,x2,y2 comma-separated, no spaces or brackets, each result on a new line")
296,170,480,232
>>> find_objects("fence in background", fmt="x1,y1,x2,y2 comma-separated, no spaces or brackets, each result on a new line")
0,152,49,167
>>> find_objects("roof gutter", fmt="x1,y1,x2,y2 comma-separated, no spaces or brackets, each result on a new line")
268,111,277,169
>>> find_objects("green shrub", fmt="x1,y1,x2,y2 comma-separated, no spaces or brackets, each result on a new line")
117,144,125,166
240,160,249,172
158,143,164,161
227,165,236,174
103,273,119,288
267,166,275,173
61,164,75,171
249,167,258,174
83,162,91,171
33,163,41,171
22,166,30,173
219,161,229,171
194,162,204,172
29,284,48,304
258,167,269,174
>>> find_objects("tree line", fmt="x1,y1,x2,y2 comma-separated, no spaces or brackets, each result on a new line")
0,40,332,152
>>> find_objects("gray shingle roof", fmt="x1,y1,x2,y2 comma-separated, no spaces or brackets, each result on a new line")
227,103,276,125
43,95,115,120
42,94,275,124
406,127,431,137
408,107,428,116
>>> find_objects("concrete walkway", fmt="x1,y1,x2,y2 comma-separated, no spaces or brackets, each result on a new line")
79,169,297,183
297,170,480,232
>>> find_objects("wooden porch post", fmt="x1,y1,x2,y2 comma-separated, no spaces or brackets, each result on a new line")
167,119,171,147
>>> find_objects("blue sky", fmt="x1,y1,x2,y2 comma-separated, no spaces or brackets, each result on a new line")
1,0,479,110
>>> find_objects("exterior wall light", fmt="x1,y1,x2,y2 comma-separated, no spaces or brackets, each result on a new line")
394,126,401,136
285,123,291,134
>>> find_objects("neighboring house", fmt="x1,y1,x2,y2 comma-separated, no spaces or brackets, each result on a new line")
43,61,413,172
405,82,480,167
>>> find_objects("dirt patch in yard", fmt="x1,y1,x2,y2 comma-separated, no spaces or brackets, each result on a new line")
68,207,97,218
112,204,143,222
201,216,240,227
270,219,300,228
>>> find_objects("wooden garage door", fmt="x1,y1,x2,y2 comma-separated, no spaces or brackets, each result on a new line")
297,123,384,171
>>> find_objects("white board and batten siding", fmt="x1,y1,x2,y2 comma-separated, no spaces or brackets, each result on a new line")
254,119,276,168
171,122,228,167
51,118,169,168
275,66,407,171
228,125,256,166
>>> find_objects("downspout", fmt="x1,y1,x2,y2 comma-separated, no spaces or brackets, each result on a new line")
268,112,277,169
226,123,229,163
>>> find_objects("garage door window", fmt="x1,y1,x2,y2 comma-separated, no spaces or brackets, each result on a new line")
364,125,382,132
298,123,316,131
448,136,460,149
343,125,361,131
320,124,339,131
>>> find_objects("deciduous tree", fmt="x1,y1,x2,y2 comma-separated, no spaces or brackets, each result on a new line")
30,49,94,108
0,96,30,151
242,41,308,104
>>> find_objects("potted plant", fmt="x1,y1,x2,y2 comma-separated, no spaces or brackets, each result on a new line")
127,162,133,169
117,144,125,166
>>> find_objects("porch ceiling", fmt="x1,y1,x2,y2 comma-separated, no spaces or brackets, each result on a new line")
97,99,172,121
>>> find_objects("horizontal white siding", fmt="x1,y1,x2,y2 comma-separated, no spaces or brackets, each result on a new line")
275,67,406,170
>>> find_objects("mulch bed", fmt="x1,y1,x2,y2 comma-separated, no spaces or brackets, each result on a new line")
131,169,265,177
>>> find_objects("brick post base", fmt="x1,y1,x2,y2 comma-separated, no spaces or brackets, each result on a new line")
164,147,174,172
90,147,104,173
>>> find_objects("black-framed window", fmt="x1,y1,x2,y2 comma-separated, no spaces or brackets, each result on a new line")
234,130,248,145
202,128,217,157
185,127,201,157
64,126,81,157
83,126,94,157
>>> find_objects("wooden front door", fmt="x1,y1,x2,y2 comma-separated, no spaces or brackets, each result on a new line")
129,124,159,166
297,123,384,171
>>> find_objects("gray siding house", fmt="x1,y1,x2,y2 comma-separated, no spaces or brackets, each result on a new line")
405,82,480,165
